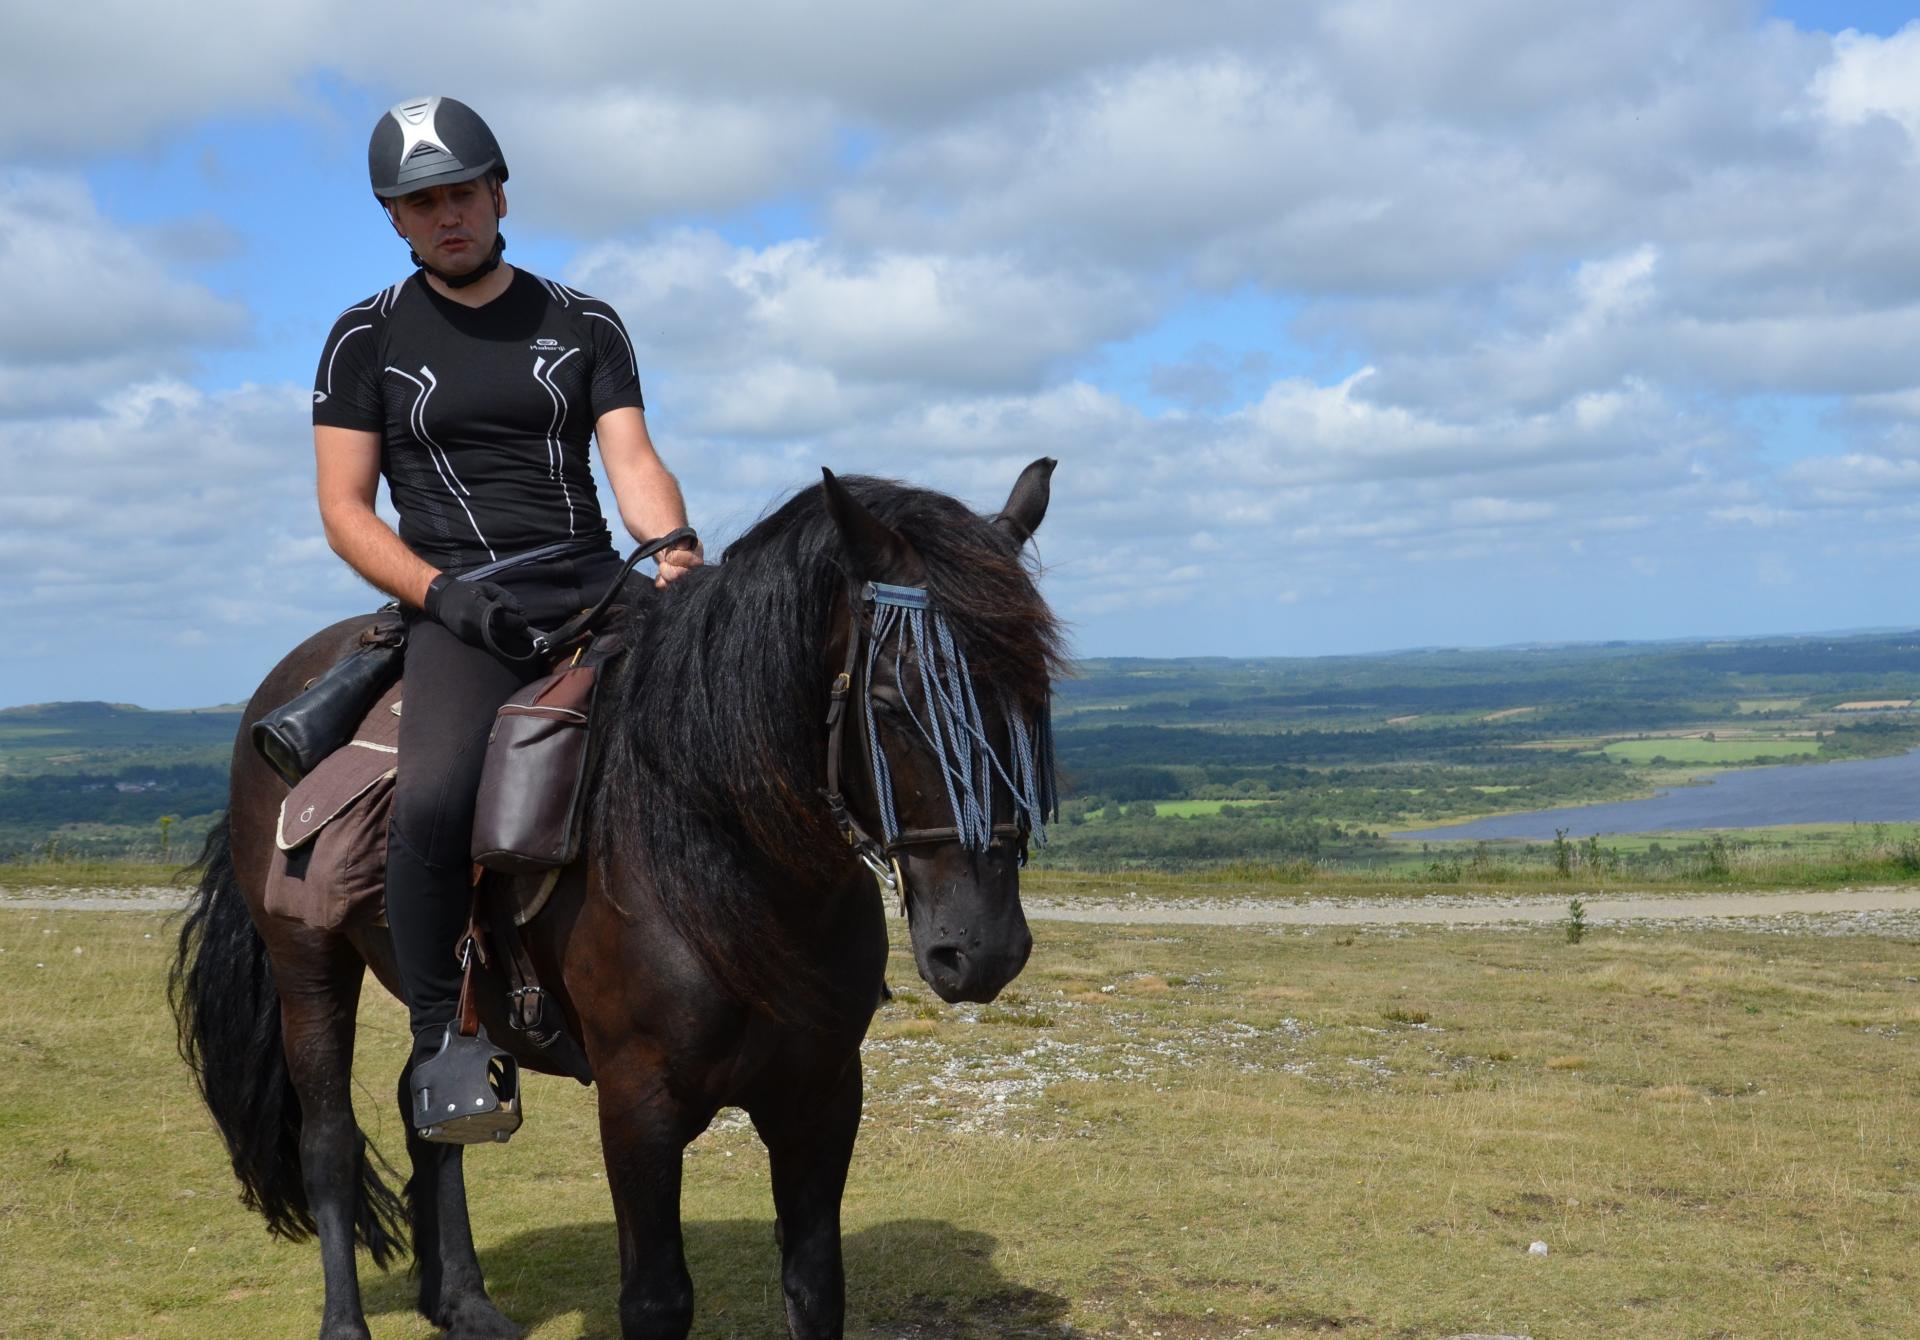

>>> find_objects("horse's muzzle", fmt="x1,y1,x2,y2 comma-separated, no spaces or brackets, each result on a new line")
916,922,1034,1004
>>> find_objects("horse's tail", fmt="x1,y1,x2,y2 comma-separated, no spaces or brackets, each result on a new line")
168,815,408,1266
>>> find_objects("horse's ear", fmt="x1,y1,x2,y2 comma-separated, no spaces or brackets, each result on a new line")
822,468,915,580
993,456,1056,546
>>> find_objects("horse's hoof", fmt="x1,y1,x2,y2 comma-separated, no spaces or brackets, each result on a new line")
318,1321,373,1340
438,1294,523,1340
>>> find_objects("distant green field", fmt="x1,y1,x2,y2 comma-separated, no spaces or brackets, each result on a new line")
1601,738,1819,764
1145,800,1257,818
1085,800,1261,819
1564,822,1920,857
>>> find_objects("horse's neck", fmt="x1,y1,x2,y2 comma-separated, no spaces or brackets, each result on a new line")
622,567,841,880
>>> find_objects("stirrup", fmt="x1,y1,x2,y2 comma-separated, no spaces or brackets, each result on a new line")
410,1027,523,1144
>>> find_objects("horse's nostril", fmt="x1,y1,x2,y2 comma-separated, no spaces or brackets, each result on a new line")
928,945,965,980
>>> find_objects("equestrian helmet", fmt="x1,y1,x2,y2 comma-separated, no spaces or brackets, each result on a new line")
368,96,509,200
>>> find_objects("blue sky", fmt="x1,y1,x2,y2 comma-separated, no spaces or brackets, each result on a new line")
5,2,1920,707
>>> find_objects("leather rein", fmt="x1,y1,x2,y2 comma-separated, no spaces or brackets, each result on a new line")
821,578,1031,899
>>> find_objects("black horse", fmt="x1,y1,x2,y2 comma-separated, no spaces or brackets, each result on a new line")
171,461,1063,1339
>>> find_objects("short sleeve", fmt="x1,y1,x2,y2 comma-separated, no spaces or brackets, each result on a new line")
582,305,645,419
312,297,386,431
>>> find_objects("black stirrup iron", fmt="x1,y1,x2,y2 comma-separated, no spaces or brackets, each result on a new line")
410,1029,522,1144
410,925,524,1143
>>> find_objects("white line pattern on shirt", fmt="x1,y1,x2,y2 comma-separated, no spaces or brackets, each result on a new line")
531,348,580,536
384,364,495,560
317,323,373,405
582,310,638,384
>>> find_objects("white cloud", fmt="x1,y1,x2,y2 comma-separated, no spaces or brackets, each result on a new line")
1813,22,1920,142
824,11,1822,293
0,4,333,156
0,379,375,703
502,89,837,233
571,231,1156,416
0,2,1296,160
0,173,248,413
12,2,1920,691
1785,451,1920,504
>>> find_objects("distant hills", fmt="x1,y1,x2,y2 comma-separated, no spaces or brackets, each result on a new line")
5,627,1920,865
0,700,242,775
0,702,241,859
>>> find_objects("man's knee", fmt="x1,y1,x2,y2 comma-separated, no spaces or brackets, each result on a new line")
390,761,484,871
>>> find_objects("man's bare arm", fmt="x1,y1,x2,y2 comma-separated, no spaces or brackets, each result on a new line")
315,425,441,608
596,406,703,587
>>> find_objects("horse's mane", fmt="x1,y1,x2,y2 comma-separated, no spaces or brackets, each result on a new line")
592,474,1065,1024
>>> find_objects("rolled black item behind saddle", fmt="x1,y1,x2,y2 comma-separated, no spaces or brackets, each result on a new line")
253,618,406,787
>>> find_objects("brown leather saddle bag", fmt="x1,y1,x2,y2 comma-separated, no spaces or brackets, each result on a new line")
470,664,598,873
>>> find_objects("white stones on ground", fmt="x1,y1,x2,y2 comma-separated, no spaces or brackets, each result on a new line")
1528,1240,1549,1256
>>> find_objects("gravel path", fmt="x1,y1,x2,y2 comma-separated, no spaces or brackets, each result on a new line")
8,884,1920,935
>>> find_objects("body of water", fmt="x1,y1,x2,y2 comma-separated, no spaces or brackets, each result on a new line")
1396,748,1920,843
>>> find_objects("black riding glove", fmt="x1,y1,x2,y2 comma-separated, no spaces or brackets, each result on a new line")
423,575,533,657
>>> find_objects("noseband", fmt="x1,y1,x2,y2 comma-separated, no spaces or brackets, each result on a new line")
821,578,1053,897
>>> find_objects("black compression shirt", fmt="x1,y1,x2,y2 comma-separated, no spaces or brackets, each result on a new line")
312,269,644,569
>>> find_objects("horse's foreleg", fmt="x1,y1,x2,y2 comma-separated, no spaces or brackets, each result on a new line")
399,1077,523,1339
755,1056,862,1340
597,1061,697,1340
278,936,381,1340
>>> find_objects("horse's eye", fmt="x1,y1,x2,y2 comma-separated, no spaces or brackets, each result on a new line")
870,689,905,718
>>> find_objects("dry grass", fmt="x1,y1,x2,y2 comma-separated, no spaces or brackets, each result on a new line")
3,904,1918,1338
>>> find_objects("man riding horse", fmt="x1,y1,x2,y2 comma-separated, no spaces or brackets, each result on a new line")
312,95,700,1129
174,87,1064,1339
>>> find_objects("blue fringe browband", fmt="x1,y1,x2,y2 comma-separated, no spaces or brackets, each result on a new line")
861,581,1056,851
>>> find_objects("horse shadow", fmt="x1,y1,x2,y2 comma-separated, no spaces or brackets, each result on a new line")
366,1215,1075,1338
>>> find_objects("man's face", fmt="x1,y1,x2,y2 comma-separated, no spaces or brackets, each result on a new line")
387,177,506,275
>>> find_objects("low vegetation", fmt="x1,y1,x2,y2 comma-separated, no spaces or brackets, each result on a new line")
10,822,1920,899
5,902,1917,1338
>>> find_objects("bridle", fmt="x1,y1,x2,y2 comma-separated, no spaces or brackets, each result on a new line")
821,578,1042,898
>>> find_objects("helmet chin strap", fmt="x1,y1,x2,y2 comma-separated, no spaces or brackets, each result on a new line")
413,233,506,289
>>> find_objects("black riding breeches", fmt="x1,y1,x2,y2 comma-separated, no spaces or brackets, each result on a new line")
386,548,623,1035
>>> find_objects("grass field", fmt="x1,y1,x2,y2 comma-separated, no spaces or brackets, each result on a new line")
1599,738,1820,764
5,896,1919,1339
0,858,181,889
1092,800,1262,819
